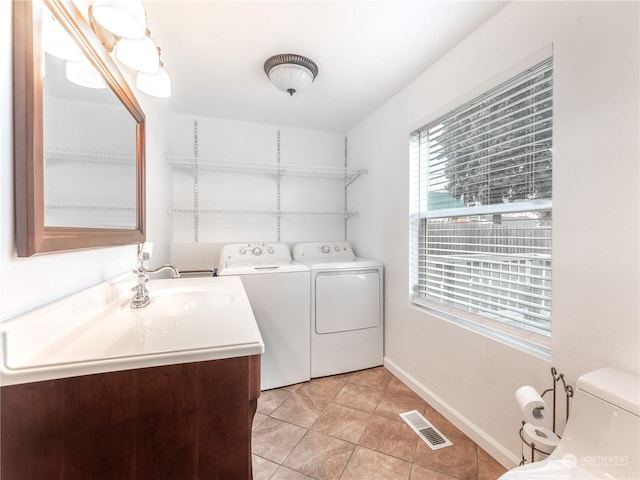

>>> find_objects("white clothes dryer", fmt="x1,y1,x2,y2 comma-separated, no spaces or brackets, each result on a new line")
292,241,383,378
217,243,310,390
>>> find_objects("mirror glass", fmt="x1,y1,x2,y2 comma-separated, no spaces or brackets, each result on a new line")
13,0,145,256
43,18,138,228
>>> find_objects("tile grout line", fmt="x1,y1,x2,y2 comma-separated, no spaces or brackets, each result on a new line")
268,372,390,479
254,367,504,480
279,427,311,478
337,444,358,480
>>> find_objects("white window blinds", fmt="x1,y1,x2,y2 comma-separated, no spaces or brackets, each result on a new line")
410,58,553,344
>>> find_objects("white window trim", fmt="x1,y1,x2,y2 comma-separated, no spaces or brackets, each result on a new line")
409,54,553,354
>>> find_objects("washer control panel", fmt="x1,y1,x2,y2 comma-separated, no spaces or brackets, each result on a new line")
292,242,356,262
221,243,292,266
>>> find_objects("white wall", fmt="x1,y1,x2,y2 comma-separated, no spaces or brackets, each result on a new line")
1,1,173,321
349,0,639,467
139,95,173,270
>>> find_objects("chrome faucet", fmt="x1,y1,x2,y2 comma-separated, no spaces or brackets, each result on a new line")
147,265,181,278
131,242,180,309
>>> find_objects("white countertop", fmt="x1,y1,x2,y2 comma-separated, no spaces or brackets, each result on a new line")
0,275,264,386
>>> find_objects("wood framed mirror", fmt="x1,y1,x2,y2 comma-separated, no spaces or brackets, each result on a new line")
13,0,145,257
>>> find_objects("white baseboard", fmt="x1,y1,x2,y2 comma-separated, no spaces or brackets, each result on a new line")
384,356,519,469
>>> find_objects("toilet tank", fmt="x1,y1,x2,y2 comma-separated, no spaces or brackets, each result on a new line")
551,367,639,478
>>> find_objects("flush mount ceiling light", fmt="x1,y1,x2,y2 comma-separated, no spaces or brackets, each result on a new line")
264,54,318,96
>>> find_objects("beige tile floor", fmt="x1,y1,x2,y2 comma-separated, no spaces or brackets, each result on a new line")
252,366,507,480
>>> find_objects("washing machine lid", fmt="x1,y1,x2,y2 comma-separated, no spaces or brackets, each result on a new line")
292,242,382,269
218,242,308,275
293,241,356,262
218,263,309,275
302,257,383,271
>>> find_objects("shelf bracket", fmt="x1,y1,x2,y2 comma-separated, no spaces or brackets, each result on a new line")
345,169,367,187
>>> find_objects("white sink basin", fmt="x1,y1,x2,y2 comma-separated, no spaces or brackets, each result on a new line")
145,286,233,316
0,276,264,386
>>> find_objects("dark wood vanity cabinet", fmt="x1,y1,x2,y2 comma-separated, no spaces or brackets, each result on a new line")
1,355,261,479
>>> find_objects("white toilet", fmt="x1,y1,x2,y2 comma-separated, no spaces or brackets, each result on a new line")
500,367,639,479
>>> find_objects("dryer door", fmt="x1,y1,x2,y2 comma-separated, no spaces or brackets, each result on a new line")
315,270,380,334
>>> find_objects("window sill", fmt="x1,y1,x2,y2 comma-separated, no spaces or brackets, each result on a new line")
410,297,551,361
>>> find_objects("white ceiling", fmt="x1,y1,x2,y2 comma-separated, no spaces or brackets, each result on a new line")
144,1,508,133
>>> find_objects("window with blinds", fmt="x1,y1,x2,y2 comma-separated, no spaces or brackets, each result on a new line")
409,58,553,347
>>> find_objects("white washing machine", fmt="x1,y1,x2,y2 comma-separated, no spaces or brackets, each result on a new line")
217,243,310,390
292,241,383,378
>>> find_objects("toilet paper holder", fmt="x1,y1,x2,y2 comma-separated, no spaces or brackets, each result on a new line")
518,367,574,465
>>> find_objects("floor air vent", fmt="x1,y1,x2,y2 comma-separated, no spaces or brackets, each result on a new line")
400,410,453,450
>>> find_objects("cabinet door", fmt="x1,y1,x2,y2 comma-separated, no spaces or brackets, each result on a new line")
1,357,260,480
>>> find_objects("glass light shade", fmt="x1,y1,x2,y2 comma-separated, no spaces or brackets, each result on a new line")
115,36,160,73
43,9,84,61
267,64,315,96
65,59,107,89
136,67,171,98
92,0,146,39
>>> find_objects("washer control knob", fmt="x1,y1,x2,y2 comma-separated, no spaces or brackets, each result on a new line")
267,247,275,254
334,245,341,252
321,245,330,254
239,248,246,255
252,247,263,256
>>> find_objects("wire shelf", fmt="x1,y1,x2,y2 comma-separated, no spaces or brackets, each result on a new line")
167,156,366,182
168,131,361,242
168,208,358,219
45,145,136,164
45,204,136,216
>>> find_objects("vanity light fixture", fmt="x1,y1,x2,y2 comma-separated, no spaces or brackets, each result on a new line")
136,49,171,98
91,0,146,39
42,8,84,61
84,2,171,98
115,29,160,73
264,54,318,96
42,0,171,97
65,58,107,89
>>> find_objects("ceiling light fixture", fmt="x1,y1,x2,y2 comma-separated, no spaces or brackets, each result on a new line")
136,48,171,98
43,2,171,97
91,0,146,39
85,3,171,98
43,9,85,61
136,64,171,98
115,29,160,73
65,59,107,89
264,54,318,96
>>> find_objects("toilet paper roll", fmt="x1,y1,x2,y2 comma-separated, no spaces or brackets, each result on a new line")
515,385,547,426
522,422,560,460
